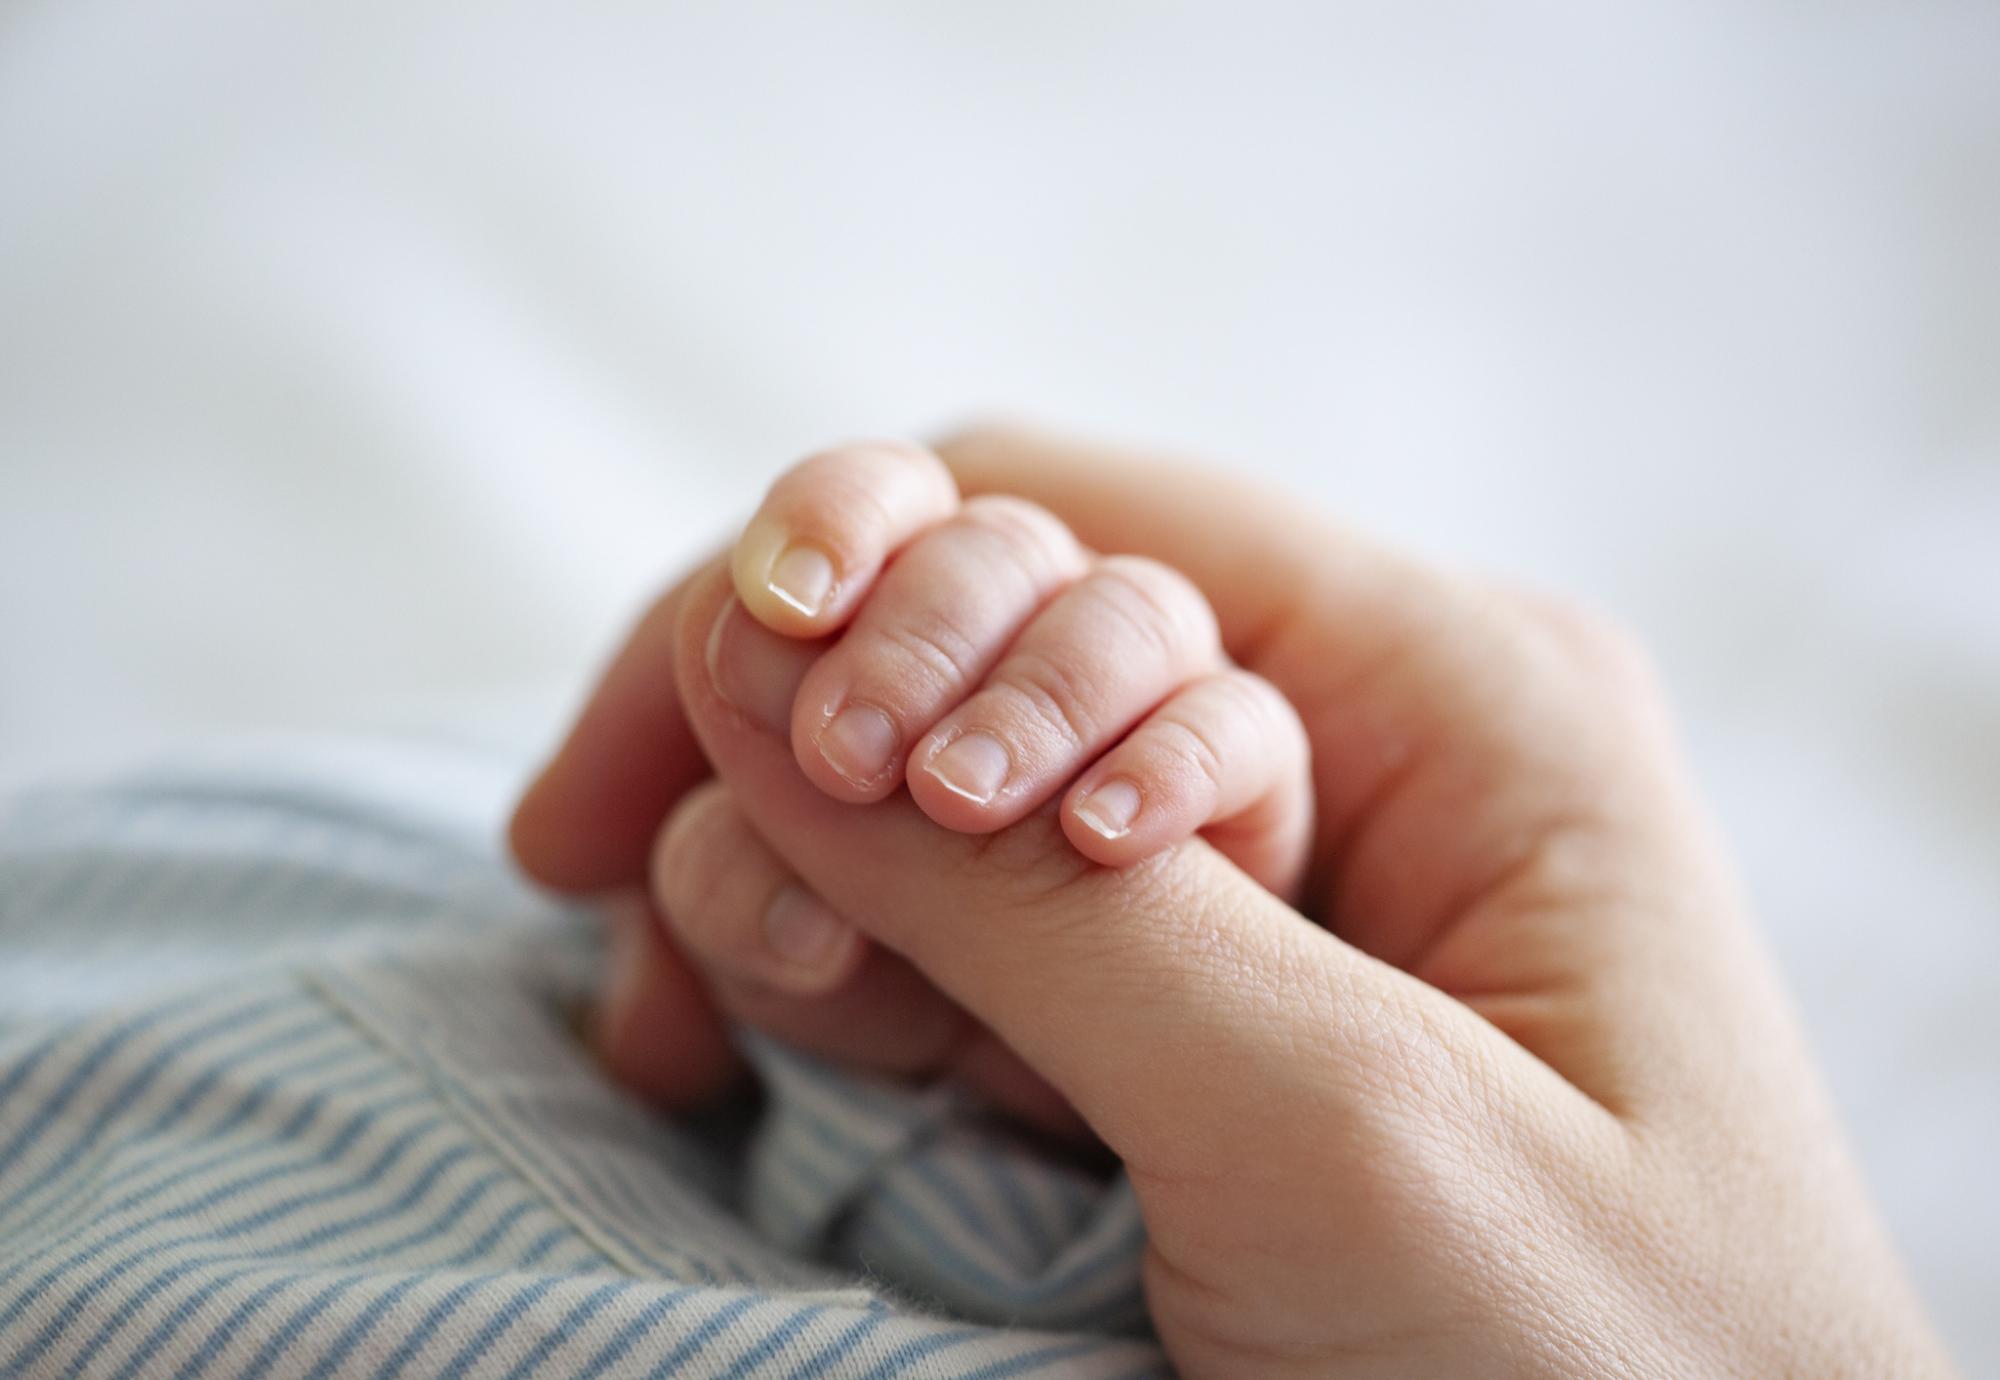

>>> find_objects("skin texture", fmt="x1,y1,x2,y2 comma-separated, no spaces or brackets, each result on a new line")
511,428,1960,1379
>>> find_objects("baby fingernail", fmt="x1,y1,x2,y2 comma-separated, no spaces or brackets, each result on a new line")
763,886,854,979
766,542,835,618
706,598,812,734
818,702,898,787
925,732,1010,805
1073,779,1142,839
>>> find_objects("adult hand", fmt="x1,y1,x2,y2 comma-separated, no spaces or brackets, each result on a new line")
512,428,1955,1378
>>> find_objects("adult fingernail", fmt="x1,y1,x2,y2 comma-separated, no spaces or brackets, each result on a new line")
763,885,856,983
925,732,1011,805
705,598,813,734
818,702,899,787
766,542,836,618
1073,778,1142,839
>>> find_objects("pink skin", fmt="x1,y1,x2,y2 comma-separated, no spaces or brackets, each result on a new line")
730,441,1312,898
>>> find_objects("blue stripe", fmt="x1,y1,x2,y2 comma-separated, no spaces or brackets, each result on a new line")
231,1272,370,1380
794,1106,1143,1317
137,1016,342,1141
585,1141,742,1275
850,1327,984,1380
367,1272,506,1380
139,1160,530,1378
0,1024,368,1256
299,1274,427,1380
0,1029,80,1133
571,1289,699,1380
17,1132,499,1379
112,1237,516,1380
87,1259,345,1380
167,1274,296,1380
435,1198,536,1269
204,1117,450,1241
433,1275,562,1380
906,1157,1027,1275
781,1308,885,1380
710,1302,826,1380
301,1159,492,1261
501,1090,741,1282
0,995,282,1223
76,1255,226,1380
953,1337,1123,1379
0,993,206,1182
0,1102,442,1367
0,1056,398,1265
866,1196,1145,1322
419,1072,721,1286
511,1226,579,1272
493,1279,630,1380
980,1150,1062,1261
87,1184,532,1376
639,1293,758,1378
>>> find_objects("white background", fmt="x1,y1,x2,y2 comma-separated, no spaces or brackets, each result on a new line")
3,1,1995,1365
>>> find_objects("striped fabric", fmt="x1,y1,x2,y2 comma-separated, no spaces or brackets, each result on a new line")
0,736,1167,1378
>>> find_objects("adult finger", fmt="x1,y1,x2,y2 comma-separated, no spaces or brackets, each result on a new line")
510,581,712,892
592,889,745,1107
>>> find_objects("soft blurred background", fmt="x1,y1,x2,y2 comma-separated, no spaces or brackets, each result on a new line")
2,0,1995,1364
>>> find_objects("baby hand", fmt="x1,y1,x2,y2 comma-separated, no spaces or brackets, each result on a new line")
722,440,1311,895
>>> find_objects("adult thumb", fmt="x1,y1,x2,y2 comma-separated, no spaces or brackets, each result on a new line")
673,560,1527,1178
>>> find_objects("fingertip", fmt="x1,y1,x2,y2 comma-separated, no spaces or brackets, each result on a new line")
1060,767,1207,869
505,763,562,885
1071,777,1143,842
730,439,959,637
792,693,905,804
732,517,842,636
908,730,1016,832
504,580,711,894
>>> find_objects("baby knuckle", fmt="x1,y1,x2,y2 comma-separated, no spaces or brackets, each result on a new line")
772,447,866,505
1086,556,1220,664
1524,592,1665,709
1148,714,1229,796
872,617,982,696
957,495,1085,587
771,449,904,535
992,650,1101,751
1223,669,1309,750
791,437,943,489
